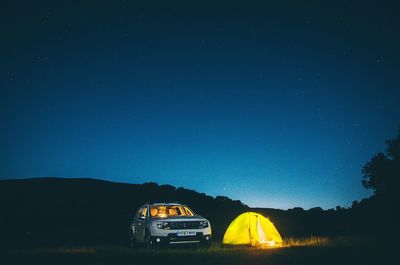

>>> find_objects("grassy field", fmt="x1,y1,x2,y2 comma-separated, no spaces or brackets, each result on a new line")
1,237,397,265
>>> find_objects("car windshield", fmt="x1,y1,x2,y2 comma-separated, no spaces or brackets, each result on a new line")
150,205,195,218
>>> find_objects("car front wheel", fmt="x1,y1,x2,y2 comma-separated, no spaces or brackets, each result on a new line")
200,240,211,249
144,230,153,248
129,228,137,247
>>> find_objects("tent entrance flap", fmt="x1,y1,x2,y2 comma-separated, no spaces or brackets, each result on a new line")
257,218,267,243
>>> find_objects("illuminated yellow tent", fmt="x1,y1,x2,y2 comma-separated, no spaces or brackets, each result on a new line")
223,212,283,247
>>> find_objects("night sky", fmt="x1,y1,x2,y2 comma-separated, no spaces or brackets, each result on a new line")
1,1,399,209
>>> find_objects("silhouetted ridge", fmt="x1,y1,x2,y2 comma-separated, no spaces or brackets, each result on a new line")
1,177,397,247
0,177,247,247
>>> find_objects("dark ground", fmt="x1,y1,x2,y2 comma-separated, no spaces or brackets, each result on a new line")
1,239,398,265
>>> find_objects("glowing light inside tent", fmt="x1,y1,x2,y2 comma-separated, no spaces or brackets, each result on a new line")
222,212,283,247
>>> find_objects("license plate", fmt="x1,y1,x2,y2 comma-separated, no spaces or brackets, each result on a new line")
177,231,196,236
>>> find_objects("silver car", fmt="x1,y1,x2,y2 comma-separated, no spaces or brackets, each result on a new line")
130,203,212,247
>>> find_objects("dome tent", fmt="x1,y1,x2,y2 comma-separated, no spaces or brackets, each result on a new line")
222,212,283,247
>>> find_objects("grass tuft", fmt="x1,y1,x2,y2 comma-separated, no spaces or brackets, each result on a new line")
283,236,330,247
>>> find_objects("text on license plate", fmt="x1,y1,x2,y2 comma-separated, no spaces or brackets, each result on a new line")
177,231,196,236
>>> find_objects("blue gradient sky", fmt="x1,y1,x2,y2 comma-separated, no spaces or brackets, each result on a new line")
1,1,399,209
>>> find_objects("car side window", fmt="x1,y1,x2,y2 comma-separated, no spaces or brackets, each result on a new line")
140,207,148,218
136,207,144,219
184,207,194,216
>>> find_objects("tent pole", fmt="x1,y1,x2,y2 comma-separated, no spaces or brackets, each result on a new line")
256,214,258,245
248,212,251,245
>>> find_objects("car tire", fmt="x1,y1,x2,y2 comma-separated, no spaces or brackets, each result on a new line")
200,240,211,249
144,230,153,248
129,228,137,247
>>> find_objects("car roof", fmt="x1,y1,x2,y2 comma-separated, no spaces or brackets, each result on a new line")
147,202,184,206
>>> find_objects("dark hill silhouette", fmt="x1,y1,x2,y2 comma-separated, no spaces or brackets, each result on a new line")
0,177,247,247
0,177,397,247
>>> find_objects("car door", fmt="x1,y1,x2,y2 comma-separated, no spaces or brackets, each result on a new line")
134,206,148,242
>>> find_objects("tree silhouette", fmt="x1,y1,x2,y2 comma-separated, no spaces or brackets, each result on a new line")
362,127,400,200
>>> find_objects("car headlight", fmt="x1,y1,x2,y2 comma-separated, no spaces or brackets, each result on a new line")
199,220,209,228
156,221,169,229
